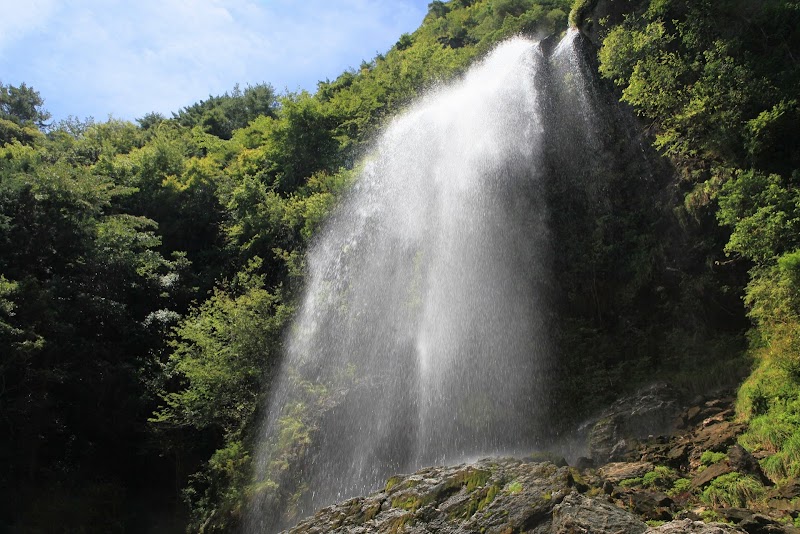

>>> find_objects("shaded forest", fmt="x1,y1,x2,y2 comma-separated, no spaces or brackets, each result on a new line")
1,0,799,531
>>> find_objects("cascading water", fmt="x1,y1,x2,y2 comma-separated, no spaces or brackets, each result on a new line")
246,32,615,532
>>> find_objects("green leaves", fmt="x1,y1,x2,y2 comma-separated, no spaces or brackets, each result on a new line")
700,472,765,508
153,263,293,436
597,0,800,489
174,83,278,140
717,171,800,263
0,81,51,130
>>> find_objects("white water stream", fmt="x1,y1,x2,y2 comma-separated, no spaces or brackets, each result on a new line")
247,32,605,531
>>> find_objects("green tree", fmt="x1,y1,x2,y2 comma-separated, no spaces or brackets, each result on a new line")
0,81,51,128
151,260,293,530
0,136,182,528
174,83,278,140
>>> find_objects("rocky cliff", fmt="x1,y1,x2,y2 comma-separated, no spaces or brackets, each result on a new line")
282,391,800,534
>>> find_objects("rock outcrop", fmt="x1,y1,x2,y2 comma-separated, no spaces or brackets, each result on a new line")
584,383,682,463
284,392,799,534
287,459,575,533
284,457,758,533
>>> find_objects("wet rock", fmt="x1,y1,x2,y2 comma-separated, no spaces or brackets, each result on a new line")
286,458,687,534
524,451,569,467
286,458,578,534
729,445,771,486
691,461,733,489
686,406,703,424
646,518,746,533
587,383,681,463
693,420,746,453
588,414,629,462
598,461,654,484
551,492,648,534
286,392,794,534
717,508,799,534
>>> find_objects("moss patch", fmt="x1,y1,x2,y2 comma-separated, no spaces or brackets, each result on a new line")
506,480,523,494
448,483,501,519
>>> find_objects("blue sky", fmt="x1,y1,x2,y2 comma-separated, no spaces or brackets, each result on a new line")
0,0,431,123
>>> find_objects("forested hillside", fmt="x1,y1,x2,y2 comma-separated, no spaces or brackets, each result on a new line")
586,0,800,489
0,0,798,532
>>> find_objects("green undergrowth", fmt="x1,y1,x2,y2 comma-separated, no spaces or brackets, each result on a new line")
737,344,800,482
700,451,728,467
506,480,523,494
387,467,500,520
452,484,501,519
568,0,598,28
618,465,693,498
619,466,679,491
595,0,800,499
668,478,692,497
392,493,435,512
700,472,766,508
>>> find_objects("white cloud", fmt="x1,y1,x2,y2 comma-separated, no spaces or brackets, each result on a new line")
0,0,59,54
0,0,428,121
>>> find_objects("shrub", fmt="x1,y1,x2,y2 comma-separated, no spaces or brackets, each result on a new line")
700,473,765,508
758,432,800,482
667,478,692,497
620,466,677,491
569,0,597,28
737,360,800,482
642,466,677,490
619,477,643,488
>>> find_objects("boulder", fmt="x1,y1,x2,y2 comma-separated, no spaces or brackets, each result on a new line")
586,383,682,463
286,458,699,534
598,461,654,484
286,458,578,534
728,445,771,486
666,443,690,465
693,421,745,453
772,479,800,500
551,492,648,534
717,508,800,534
626,490,673,520
691,461,733,489
767,479,800,513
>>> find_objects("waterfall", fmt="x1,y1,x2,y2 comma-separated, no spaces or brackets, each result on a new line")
245,34,592,532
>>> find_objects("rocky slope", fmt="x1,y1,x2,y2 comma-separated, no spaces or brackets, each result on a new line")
283,389,800,533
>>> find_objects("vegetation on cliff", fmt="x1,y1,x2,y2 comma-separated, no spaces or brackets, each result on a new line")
590,0,800,490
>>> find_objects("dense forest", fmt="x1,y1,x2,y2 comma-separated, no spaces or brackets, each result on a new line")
0,0,798,531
